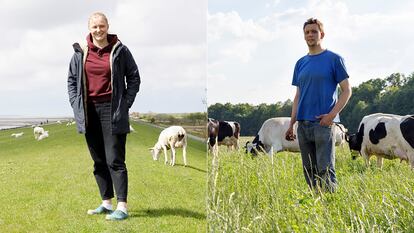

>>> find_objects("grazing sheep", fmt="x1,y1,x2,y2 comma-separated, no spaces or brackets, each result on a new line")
11,132,24,138
33,126,45,140
129,125,135,132
37,131,49,141
66,121,75,126
149,126,187,166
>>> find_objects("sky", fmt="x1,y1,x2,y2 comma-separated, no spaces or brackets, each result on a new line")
208,0,414,106
1,1,413,117
0,0,207,117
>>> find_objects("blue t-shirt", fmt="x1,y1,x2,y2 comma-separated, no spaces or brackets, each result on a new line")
292,49,349,122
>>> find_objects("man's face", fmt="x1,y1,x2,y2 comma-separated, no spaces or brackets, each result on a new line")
303,23,324,47
88,16,109,44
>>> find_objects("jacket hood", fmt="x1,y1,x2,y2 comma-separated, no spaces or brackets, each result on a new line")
86,33,118,54
72,43,83,53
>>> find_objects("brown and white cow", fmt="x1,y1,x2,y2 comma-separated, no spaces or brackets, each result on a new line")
207,118,240,156
346,113,414,168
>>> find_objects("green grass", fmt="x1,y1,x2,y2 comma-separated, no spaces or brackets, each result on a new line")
208,137,414,232
0,121,206,232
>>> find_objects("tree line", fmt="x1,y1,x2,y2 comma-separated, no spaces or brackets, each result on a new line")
208,72,414,136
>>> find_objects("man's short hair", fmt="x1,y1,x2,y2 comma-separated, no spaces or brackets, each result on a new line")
303,18,324,33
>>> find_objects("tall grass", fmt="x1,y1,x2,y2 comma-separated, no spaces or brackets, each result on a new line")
207,140,414,232
0,121,206,233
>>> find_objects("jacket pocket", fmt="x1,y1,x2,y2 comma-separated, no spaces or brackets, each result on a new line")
113,96,128,123
72,96,84,124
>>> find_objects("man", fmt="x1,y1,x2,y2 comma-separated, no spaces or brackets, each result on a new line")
285,18,352,192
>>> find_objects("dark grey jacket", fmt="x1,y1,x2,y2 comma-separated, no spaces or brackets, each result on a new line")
67,41,140,134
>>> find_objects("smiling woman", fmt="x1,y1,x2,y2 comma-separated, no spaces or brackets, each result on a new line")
88,12,110,48
1,1,207,231
67,11,141,221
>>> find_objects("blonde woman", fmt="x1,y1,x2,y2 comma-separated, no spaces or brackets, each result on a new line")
67,12,141,220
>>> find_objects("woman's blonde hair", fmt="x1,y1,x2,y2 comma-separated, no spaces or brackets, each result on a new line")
88,12,109,27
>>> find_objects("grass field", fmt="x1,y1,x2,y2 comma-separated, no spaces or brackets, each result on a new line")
207,137,414,232
0,121,206,233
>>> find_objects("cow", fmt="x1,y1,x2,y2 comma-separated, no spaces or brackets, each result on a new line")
246,117,348,156
245,117,300,156
149,125,187,167
334,123,347,147
207,118,240,156
346,113,414,169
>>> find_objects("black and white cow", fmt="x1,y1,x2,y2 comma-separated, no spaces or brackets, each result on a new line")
207,118,240,156
245,117,300,156
346,113,414,168
246,117,349,156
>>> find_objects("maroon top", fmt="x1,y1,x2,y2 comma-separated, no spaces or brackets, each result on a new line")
85,34,118,103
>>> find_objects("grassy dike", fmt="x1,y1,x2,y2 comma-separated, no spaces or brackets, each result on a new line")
0,121,206,233
208,137,414,232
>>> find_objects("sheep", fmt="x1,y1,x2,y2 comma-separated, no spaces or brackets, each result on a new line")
33,126,45,140
37,131,49,141
66,121,75,126
149,126,187,166
129,125,135,132
11,132,24,138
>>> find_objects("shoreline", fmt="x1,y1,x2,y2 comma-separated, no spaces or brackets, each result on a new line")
0,117,73,130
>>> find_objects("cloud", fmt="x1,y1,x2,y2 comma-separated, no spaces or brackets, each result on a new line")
208,11,275,64
208,0,414,106
0,0,207,116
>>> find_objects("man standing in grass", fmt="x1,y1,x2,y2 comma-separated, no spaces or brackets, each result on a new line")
285,18,352,192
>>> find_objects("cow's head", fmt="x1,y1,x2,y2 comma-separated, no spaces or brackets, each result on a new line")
207,118,219,147
345,123,364,160
244,135,265,156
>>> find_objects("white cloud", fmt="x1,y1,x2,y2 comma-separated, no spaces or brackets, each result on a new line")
208,11,275,64
208,0,414,106
0,0,207,116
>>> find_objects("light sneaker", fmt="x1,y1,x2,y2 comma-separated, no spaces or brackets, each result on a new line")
87,205,113,215
105,210,128,221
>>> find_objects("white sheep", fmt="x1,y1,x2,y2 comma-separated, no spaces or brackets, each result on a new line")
129,125,135,132
66,121,75,126
33,126,45,140
149,126,187,166
11,132,24,138
37,131,49,141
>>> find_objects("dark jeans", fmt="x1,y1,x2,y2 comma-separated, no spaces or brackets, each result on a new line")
297,121,336,192
85,102,128,202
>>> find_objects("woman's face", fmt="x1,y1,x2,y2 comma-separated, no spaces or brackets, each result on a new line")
88,15,108,44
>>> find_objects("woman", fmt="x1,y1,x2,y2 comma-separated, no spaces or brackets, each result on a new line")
67,12,141,220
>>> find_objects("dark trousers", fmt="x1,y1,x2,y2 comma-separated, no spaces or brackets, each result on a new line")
297,121,336,192
85,102,128,202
